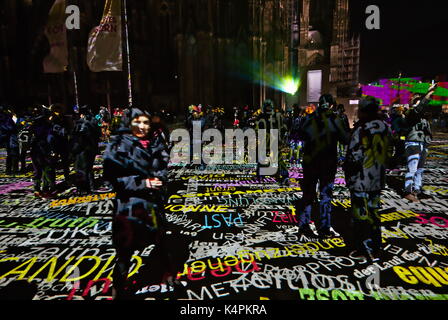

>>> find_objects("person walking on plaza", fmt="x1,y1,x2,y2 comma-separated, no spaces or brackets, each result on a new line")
344,98,393,261
29,105,57,197
17,110,34,173
402,84,437,202
390,106,407,168
49,104,72,187
296,94,350,238
71,105,101,195
0,106,19,175
336,104,350,162
103,108,173,300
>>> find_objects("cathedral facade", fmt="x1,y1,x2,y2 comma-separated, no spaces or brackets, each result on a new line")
1,0,359,114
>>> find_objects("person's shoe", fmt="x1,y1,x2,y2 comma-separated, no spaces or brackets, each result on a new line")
318,228,337,239
414,190,429,200
281,178,290,186
350,249,367,259
369,250,382,263
76,190,90,196
40,190,58,199
297,225,317,238
404,193,420,203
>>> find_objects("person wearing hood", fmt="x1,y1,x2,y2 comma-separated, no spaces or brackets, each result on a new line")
344,97,393,261
296,94,350,238
0,106,19,175
48,104,72,186
17,110,34,173
71,105,101,195
255,99,289,184
103,108,173,300
29,105,56,196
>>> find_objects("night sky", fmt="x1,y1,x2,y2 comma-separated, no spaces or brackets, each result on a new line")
349,0,448,83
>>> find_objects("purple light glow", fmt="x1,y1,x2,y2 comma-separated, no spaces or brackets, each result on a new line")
362,78,421,105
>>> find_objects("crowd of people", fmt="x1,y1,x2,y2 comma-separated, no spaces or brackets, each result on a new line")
185,84,438,262
0,103,175,299
0,83,440,298
0,104,174,197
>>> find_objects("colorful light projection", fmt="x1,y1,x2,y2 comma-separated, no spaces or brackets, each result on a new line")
227,55,301,96
362,78,448,106
279,76,301,95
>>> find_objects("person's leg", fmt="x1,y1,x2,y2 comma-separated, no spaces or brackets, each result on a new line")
297,164,318,229
350,191,371,253
112,247,133,299
5,143,12,174
19,144,27,172
318,181,334,232
404,143,421,196
112,216,135,299
41,163,56,193
31,155,43,194
368,191,382,254
317,163,337,234
86,152,96,192
74,152,89,194
414,145,427,195
60,147,71,185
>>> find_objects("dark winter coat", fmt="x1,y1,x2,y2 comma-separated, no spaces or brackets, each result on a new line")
103,129,170,230
298,108,350,166
0,112,19,152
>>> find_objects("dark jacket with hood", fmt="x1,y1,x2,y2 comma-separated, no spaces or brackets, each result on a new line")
403,98,432,144
103,108,170,233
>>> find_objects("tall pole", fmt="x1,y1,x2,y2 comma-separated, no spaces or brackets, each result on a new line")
123,0,133,108
73,70,79,108
47,79,52,106
397,71,402,104
106,77,111,114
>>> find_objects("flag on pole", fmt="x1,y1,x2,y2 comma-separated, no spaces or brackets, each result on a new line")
87,0,123,72
43,0,69,73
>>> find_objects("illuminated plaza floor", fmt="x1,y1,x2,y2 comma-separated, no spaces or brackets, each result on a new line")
0,135,447,300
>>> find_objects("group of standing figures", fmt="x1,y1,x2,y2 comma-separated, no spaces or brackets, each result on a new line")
0,104,101,197
0,83,438,298
284,85,437,262
105,84,437,299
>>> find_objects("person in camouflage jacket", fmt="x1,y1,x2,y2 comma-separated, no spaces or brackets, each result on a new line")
345,97,393,261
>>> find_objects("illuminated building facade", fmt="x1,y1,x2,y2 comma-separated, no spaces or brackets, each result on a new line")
1,0,359,114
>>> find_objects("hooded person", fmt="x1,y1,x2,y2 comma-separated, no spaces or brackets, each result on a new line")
0,106,19,175
255,99,289,184
48,104,72,186
103,107,174,300
345,97,393,261
17,109,34,172
295,94,350,238
71,105,101,194
29,105,56,196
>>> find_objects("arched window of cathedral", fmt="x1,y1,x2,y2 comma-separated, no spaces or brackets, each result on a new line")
263,1,273,35
159,1,171,54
